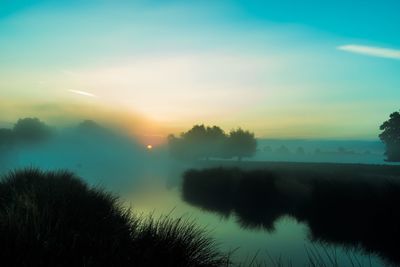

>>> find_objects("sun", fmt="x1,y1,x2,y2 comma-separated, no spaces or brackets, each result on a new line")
147,144,153,150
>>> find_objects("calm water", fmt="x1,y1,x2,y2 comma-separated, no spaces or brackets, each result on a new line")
1,138,396,266
122,172,387,267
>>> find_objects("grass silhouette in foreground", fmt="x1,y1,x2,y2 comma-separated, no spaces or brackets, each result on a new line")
0,168,228,267
183,166,400,265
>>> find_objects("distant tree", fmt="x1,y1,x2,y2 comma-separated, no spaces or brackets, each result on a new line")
379,111,400,162
168,125,227,160
226,128,257,161
181,125,211,160
205,126,228,159
168,125,257,161
13,118,52,144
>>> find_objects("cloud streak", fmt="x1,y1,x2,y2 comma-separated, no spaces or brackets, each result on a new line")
68,89,98,98
337,44,400,60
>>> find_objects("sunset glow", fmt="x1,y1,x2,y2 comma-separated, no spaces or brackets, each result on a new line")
1,2,400,266
0,1,399,139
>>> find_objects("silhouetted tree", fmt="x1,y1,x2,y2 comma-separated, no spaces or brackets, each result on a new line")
168,125,257,161
181,125,209,159
13,118,52,144
173,125,208,160
379,111,400,162
168,125,227,160
205,126,228,159
226,128,257,161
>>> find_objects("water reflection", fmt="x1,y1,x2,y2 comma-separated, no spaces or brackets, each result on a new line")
182,167,400,265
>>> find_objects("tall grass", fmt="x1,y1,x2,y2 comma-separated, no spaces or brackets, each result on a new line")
131,215,230,267
0,168,228,267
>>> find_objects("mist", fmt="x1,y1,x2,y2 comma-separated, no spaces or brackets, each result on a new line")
0,118,391,193
0,118,182,193
2,1,400,265
1,117,399,266
253,139,386,164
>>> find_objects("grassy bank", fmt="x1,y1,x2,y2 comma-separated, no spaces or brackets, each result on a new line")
182,166,400,265
0,168,229,267
198,160,400,179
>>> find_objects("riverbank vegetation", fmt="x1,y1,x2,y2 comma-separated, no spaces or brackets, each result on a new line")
0,168,228,267
183,166,400,265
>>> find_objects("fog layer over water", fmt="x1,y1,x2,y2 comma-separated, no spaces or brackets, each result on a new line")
0,121,396,266
254,139,386,164
0,121,176,192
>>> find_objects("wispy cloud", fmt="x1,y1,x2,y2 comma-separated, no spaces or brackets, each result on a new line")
68,89,97,98
337,44,400,60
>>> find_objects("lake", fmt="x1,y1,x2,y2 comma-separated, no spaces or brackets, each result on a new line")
1,137,398,266
122,168,389,267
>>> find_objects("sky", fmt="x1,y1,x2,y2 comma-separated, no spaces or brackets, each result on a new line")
0,0,399,140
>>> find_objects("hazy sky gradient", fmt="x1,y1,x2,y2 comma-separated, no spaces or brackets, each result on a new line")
1,0,399,139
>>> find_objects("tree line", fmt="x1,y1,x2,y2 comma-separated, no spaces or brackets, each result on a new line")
169,109,400,163
168,125,257,161
0,118,53,148
1,112,400,163
0,118,110,156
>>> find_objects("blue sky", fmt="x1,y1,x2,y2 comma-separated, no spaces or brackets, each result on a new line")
234,0,400,45
3,0,398,44
0,0,399,139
